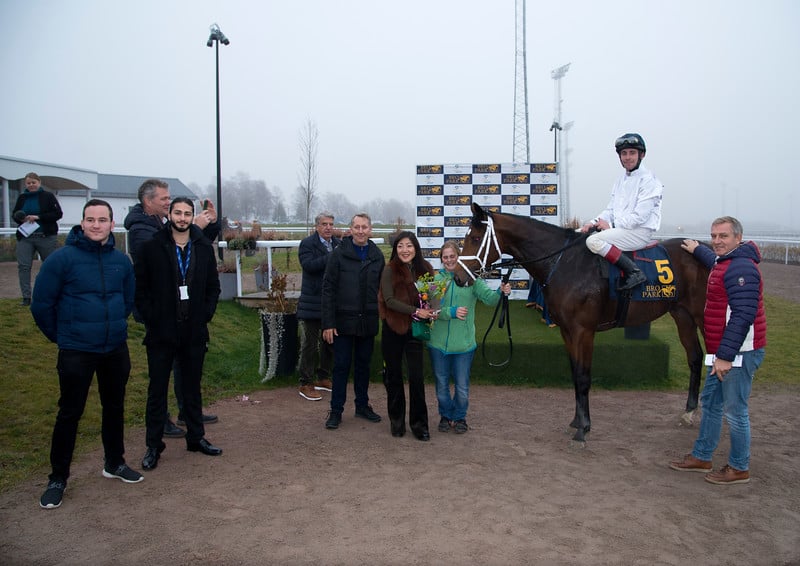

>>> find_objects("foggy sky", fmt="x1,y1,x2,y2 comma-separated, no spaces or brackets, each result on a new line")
2,0,798,230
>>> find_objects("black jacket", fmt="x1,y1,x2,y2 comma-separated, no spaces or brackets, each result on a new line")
124,202,221,264
12,189,63,240
321,236,385,337
134,225,220,346
297,233,340,320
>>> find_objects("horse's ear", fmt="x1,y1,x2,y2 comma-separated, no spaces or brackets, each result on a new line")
471,202,487,221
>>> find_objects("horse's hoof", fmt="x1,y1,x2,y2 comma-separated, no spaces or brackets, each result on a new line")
570,438,587,449
680,410,696,427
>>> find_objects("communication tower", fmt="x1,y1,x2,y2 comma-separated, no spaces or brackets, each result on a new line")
512,0,529,163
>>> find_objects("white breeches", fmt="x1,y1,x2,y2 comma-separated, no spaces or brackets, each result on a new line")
586,227,654,257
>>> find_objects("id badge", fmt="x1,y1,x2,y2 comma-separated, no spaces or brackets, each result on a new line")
179,285,189,300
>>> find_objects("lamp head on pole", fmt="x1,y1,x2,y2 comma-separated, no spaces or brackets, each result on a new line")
207,23,230,47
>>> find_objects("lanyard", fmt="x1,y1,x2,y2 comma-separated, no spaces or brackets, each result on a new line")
176,241,192,284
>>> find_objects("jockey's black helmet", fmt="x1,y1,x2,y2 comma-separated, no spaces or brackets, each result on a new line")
614,133,646,154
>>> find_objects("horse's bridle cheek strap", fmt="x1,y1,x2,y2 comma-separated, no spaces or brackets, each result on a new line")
457,217,502,281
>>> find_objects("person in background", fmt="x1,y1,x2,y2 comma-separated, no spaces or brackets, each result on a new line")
124,179,220,438
297,212,340,401
32,199,142,509
321,213,385,430
525,278,556,328
12,172,63,306
135,198,222,470
429,241,510,434
669,216,767,485
580,133,663,291
378,231,436,440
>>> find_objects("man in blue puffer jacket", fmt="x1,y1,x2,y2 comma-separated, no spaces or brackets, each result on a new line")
32,199,142,510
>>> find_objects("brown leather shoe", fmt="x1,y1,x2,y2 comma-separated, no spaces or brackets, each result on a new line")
704,465,750,485
299,384,322,401
669,453,712,472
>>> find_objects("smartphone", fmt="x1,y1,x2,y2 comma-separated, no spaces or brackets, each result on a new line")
202,199,209,210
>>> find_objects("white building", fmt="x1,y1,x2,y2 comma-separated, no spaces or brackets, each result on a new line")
1,155,199,230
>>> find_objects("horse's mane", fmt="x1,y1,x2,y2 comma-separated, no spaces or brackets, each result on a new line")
483,209,587,244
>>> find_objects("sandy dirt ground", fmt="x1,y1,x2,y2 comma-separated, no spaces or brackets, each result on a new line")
1,261,798,565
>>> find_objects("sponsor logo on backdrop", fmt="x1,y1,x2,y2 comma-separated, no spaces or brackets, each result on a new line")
501,173,530,184
417,206,444,216
445,216,472,227
502,195,530,205
417,227,444,238
444,174,473,184
417,185,443,195
473,184,501,194
472,163,501,173
531,184,558,194
531,163,557,173
444,195,472,205
421,248,442,258
531,205,558,216
417,165,443,174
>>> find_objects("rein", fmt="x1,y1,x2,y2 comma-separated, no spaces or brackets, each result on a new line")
481,267,513,367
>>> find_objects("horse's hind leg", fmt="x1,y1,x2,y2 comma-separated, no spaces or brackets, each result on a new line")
669,308,705,425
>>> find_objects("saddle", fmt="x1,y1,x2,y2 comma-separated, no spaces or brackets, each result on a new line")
601,242,679,302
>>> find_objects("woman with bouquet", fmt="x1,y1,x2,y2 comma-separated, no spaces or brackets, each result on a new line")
430,241,511,434
378,231,437,440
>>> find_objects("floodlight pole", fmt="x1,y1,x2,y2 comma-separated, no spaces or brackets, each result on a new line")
207,23,229,258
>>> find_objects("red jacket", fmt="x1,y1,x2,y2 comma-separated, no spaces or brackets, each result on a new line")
693,241,767,361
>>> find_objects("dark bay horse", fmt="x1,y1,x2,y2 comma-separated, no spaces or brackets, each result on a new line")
454,203,709,442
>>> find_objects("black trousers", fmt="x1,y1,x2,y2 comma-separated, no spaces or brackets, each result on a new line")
49,344,131,481
145,325,207,447
381,321,428,436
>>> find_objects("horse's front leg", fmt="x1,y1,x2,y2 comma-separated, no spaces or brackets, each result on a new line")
566,334,594,443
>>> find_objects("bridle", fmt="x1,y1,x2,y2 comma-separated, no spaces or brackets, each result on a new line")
456,216,503,281
457,213,587,285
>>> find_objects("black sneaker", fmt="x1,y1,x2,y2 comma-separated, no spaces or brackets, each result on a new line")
438,417,451,433
39,480,66,509
176,414,219,426
164,419,186,438
102,463,144,483
354,405,382,423
454,419,469,434
325,411,342,429
20,298,31,307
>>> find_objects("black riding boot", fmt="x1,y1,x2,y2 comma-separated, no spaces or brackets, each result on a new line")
614,253,647,291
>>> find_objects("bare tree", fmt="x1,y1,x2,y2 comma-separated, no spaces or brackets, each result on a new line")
297,118,320,230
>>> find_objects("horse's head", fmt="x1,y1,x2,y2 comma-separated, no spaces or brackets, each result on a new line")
453,203,501,287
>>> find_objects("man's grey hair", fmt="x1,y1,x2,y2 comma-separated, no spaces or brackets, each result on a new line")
315,212,335,225
712,216,743,237
350,212,371,226
137,179,169,204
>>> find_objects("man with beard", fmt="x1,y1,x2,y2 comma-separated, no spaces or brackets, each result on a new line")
124,179,220,438
135,198,222,470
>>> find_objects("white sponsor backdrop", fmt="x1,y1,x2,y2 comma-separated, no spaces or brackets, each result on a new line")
415,163,560,300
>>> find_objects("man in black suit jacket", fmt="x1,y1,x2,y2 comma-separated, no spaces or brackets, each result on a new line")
134,198,222,471
297,212,340,401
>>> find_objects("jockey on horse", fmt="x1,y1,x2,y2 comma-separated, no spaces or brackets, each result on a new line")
580,133,664,291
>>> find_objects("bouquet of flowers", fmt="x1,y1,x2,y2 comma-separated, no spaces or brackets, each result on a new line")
413,273,448,320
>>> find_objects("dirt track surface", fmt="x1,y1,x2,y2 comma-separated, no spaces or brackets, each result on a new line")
1,385,798,565
1,262,798,565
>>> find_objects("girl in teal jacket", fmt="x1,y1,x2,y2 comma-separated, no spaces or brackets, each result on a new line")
429,241,510,433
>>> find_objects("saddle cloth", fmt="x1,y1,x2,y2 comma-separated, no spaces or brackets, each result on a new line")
608,243,679,302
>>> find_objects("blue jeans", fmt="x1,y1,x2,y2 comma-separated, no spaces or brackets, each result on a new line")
330,334,375,414
429,347,475,421
692,348,765,471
